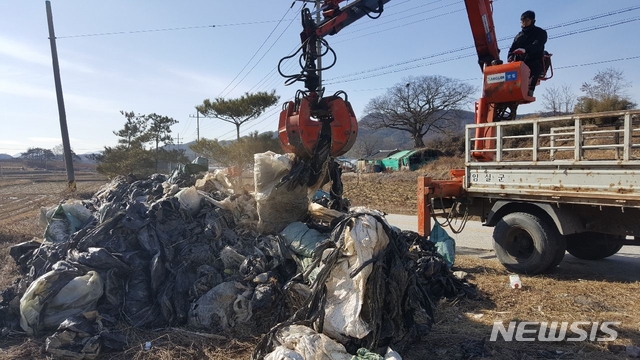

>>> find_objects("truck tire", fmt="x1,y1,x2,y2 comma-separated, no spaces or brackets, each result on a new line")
566,232,624,260
549,233,567,270
493,212,565,275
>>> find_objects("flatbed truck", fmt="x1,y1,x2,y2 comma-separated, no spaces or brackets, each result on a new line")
419,109,640,274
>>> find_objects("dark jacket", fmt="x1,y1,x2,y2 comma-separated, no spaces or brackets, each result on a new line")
509,24,547,63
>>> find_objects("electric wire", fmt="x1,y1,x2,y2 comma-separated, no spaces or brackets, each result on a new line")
155,4,640,142
241,1,449,103
55,19,299,39
217,4,298,98
227,2,638,123
53,0,420,40
324,6,640,82
323,16,640,85
186,51,640,143
335,3,640,48
246,44,300,93
221,13,302,97
196,5,301,136
335,1,460,39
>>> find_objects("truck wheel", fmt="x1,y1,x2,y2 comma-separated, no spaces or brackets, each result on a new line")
493,212,565,275
566,232,624,260
549,233,567,270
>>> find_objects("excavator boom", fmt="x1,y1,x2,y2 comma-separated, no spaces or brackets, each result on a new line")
464,0,500,70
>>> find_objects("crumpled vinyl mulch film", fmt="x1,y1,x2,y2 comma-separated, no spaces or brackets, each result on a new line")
0,171,476,359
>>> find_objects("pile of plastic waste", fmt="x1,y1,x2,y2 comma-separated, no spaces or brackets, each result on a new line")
0,152,475,359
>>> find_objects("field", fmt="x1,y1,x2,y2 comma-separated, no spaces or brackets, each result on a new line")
1,162,639,359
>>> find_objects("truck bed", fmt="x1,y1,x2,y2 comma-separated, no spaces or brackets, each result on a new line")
464,110,640,208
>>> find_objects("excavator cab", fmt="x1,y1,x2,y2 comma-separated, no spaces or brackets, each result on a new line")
483,61,535,105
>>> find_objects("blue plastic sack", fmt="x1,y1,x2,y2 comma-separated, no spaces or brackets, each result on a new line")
429,222,455,269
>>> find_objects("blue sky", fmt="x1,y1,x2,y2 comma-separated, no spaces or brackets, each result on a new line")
1,0,638,156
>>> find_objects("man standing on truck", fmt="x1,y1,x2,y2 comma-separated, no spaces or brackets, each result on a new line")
508,10,548,97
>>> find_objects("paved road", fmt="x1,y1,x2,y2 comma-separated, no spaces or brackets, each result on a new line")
385,214,640,282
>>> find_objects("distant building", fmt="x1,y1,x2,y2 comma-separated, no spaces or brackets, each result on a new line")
357,148,442,173
357,149,401,173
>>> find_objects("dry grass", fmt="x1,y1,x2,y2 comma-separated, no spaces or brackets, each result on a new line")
107,327,255,360
404,256,640,359
0,175,107,290
341,156,464,215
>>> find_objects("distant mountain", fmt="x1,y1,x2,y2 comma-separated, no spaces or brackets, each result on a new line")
0,154,13,160
76,153,101,164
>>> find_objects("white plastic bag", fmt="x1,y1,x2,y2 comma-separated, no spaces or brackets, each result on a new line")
39,201,94,243
175,186,203,216
254,152,309,234
20,264,103,335
264,325,351,360
323,211,390,340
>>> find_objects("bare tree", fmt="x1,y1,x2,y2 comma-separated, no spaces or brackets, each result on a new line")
542,83,576,115
542,85,562,115
363,75,476,148
350,133,382,158
52,144,65,158
575,68,636,113
560,84,576,114
581,68,630,99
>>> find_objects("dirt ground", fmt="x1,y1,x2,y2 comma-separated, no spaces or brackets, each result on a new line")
1,164,639,359
341,157,466,216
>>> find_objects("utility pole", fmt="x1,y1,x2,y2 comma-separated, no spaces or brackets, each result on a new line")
189,111,216,141
46,0,75,192
188,112,201,141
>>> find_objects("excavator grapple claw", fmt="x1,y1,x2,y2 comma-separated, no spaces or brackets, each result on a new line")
278,95,358,159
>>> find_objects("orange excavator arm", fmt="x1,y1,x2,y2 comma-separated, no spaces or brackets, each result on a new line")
464,0,500,70
278,0,390,160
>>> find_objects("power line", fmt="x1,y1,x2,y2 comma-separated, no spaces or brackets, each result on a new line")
241,1,454,101
218,9,640,138
323,15,640,84
83,3,637,143
220,5,303,98
334,7,466,44
548,16,640,40
217,4,298,98
197,5,300,137
217,53,640,140
336,1,460,38
243,2,449,99
555,55,640,70
268,3,640,88
55,19,303,39
332,4,640,66
53,0,420,40
220,2,639,107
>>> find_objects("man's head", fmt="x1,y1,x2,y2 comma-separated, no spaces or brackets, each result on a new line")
521,10,535,28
